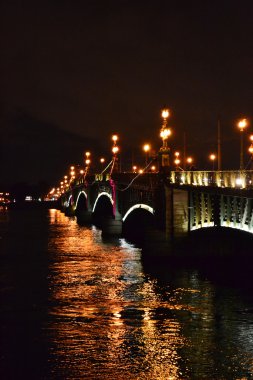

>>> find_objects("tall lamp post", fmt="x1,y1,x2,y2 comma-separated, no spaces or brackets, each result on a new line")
70,166,75,182
111,134,119,173
143,143,150,166
159,108,171,172
238,118,248,170
84,151,91,175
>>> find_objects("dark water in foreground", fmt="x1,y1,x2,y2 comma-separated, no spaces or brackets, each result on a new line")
1,207,253,379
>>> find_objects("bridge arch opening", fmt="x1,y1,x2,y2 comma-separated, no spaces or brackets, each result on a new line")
122,204,155,242
93,193,114,227
75,191,88,214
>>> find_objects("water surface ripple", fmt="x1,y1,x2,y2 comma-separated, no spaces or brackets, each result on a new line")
1,208,253,379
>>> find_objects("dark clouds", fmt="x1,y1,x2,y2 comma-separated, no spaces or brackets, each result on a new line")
1,1,253,183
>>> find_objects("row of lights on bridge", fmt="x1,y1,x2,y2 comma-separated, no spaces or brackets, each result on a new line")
48,109,253,199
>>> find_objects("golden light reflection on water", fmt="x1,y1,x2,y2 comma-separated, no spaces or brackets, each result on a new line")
45,209,253,380
47,210,192,379
1,208,253,379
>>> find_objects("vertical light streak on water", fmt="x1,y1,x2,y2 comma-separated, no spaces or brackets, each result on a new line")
47,209,188,379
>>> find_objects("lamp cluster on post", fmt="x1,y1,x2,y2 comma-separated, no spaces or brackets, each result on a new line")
84,151,91,176
111,134,119,173
159,108,171,173
174,151,180,169
70,166,75,181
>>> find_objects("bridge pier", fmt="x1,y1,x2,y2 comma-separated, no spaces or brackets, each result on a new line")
165,186,189,242
76,210,93,225
101,217,122,237
65,205,75,217
141,186,190,257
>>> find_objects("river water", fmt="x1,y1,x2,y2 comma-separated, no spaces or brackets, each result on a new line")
1,206,253,379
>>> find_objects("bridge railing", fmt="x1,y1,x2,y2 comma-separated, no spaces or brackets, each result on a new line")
170,170,253,189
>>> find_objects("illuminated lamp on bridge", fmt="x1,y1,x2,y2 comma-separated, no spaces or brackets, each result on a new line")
85,151,91,163
111,134,119,173
143,143,151,167
174,151,181,170
186,156,193,170
209,154,216,171
70,166,75,182
159,107,172,172
85,152,91,173
237,118,248,170
248,135,253,169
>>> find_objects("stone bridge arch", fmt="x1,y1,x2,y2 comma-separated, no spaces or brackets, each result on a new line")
92,192,114,227
122,203,155,240
75,190,88,212
122,203,154,222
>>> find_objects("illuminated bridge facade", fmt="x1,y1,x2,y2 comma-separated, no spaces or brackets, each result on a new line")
60,170,253,240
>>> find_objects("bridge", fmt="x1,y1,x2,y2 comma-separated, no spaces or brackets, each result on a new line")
54,109,253,248
59,168,253,245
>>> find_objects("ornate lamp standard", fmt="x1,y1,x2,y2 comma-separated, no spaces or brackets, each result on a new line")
70,166,75,182
111,134,119,173
174,151,180,170
238,118,248,170
84,151,91,176
159,108,172,173
85,151,91,164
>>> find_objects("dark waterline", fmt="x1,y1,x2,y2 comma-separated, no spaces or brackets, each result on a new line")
1,207,253,379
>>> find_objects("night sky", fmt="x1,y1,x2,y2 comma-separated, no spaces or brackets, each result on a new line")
1,0,253,185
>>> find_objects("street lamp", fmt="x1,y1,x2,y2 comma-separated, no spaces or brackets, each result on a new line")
248,135,253,168
143,143,150,166
112,134,118,144
111,134,119,173
238,118,248,170
100,157,105,170
209,153,216,171
174,158,181,169
85,152,91,171
112,146,119,155
159,107,172,171
70,166,75,181
186,157,193,169
248,144,253,155
174,151,180,170
160,108,171,148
